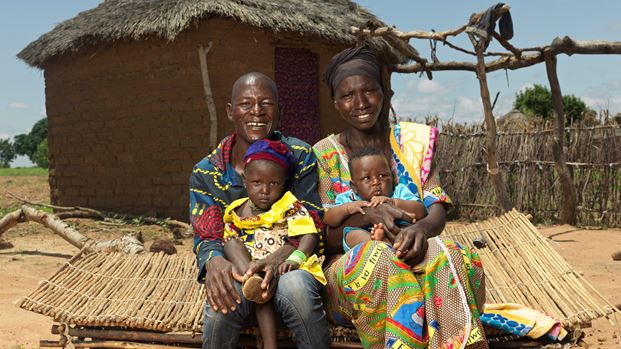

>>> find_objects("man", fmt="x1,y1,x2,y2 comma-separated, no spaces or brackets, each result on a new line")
189,72,329,349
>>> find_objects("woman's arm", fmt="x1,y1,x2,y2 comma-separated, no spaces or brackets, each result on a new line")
325,204,413,255
393,199,427,221
323,202,368,227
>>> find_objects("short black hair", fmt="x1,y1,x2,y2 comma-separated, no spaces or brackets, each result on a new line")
348,147,390,176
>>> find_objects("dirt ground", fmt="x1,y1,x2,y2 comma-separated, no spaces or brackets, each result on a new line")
1,176,620,349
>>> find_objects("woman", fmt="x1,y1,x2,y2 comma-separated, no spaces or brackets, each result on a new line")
314,46,487,349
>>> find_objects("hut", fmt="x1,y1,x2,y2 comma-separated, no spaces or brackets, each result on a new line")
18,0,401,220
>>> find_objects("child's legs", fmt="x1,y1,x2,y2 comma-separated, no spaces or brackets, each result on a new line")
343,227,372,251
255,301,279,349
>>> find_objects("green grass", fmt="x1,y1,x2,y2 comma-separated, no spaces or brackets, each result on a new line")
0,167,48,176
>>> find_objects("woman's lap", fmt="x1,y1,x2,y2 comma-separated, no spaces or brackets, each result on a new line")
324,239,488,349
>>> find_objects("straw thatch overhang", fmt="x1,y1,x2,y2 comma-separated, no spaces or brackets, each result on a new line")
18,0,406,69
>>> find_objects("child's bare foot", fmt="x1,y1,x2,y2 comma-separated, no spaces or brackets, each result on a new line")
370,223,386,242
242,274,267,304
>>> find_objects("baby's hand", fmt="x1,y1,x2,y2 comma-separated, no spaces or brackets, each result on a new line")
345,201,370,215
279,260,300,275
369,196,394,207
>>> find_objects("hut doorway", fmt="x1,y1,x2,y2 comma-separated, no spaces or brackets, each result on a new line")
274,47,320,145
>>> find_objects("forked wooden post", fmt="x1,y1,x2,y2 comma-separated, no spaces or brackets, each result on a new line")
471,38,513,212
544,53,578,224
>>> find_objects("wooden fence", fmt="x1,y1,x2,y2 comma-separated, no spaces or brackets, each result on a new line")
436,123,621,227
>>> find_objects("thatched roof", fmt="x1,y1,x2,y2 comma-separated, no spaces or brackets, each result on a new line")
18,0,405,69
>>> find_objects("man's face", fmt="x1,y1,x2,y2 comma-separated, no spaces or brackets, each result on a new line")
226,77,280,144
243,160,286,211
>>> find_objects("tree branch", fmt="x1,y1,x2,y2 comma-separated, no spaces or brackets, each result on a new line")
0,206,145,254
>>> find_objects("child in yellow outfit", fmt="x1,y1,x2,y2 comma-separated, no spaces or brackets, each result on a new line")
222,139,324,349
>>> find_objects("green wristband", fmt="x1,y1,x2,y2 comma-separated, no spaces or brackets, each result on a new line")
286,249,307,265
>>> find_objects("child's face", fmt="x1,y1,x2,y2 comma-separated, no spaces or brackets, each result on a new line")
350,155,393,201
243,160,286,210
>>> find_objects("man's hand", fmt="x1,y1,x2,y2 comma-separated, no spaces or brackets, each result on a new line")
244,259,280,302
392,224,429,266
204,256,244,314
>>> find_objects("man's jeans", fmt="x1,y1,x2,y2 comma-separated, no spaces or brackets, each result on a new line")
202,269,330,349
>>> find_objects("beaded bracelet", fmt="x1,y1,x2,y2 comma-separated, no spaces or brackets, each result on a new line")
286,249,307,265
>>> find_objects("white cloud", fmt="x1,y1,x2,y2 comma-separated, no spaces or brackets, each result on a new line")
9,102,29,109
0,134,10,140
518,83,534,93
456,96,483,115
40,106,47,117
416,79,447,94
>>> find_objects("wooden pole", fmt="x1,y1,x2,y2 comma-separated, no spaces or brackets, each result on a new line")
544,53,578,224
198,42,218,151
471,37,513,212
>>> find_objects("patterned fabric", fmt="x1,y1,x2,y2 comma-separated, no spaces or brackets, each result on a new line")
313,122,451,208
243,139,296,173
190,132,324,282
480,304,567,341
223,191,326,284
313,122,487,348
325,240,487,349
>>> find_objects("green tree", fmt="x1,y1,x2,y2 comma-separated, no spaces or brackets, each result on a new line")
13,118,47,163
0,138,16,168
33,138,48,168
513,84,589,123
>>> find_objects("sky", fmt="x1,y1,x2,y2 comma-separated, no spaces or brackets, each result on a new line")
1,1,620,166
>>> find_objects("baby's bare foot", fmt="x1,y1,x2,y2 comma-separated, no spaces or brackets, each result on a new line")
371,223,386,242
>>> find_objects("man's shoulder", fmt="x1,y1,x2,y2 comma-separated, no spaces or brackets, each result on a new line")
192,134,234,172
279,135,314,157
280,135,311,149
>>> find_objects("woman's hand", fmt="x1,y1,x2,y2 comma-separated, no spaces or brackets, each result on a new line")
204,256,244,314
392,203,447,266
392,224,429,266
362,204,413,241
345,201,370,214
369,196,395,207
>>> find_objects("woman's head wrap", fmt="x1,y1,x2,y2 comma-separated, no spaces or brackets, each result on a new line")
244,139,295,174
323,46,382,98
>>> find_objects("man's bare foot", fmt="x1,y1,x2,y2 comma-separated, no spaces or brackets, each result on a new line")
242,274,267,304
370,223,386,242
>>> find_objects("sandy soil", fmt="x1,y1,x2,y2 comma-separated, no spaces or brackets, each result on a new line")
0,176,620,348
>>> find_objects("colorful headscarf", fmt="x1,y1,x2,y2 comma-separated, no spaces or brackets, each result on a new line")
243,139,295,174
323,45,382,97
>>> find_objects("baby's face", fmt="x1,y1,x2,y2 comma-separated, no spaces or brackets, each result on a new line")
350,155,393,201
243,160,286,210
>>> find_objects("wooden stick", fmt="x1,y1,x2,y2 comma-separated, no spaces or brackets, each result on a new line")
5,191,191,233
50,324,202,344
198,42,218,150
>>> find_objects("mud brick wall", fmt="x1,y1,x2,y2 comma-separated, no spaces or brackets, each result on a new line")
43,19,346,221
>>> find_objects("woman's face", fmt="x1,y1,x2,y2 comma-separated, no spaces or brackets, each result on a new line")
333,75,384,131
